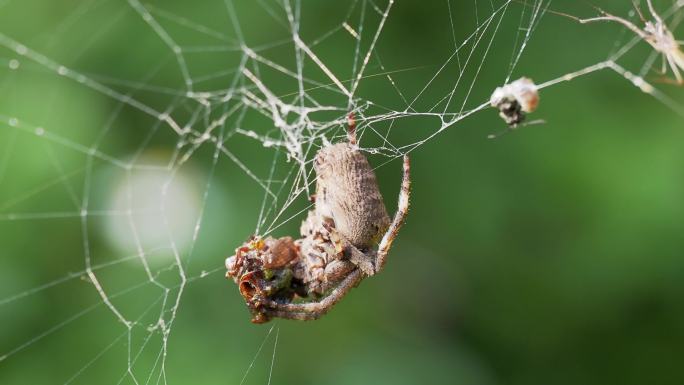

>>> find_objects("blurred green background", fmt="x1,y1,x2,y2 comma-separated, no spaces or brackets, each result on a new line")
1,1,684,384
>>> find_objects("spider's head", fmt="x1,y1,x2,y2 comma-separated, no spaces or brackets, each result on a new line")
644,21,678,50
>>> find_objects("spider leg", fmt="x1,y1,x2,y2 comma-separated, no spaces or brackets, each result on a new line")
660,53,668,74
666,53,684,84
673,49,684,77
374,155,411,274
488,127,513,140
632,0,647,24
645,0,664,26
579,12,651,42
260,270,363,321
259,309,322,321
347,112,357,145
323,220,375,276
324,259,357,283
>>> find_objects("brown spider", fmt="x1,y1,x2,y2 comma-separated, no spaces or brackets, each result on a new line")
578,0,684,84
226,116,411,322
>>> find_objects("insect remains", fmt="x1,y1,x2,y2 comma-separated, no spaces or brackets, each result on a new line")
226,118,411,323
578,0,684,84
489,77,540,137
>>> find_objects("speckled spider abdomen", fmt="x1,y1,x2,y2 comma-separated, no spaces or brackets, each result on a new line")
313,143,390,249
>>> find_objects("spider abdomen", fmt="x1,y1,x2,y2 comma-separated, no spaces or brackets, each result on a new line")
313,143,390,248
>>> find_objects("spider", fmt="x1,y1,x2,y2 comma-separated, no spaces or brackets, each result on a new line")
226,116,411,322
578,0,684,84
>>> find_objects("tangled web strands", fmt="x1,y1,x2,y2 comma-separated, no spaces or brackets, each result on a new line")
0,0,684,384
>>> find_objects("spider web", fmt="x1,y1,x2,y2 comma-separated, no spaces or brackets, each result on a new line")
1,0,683,384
